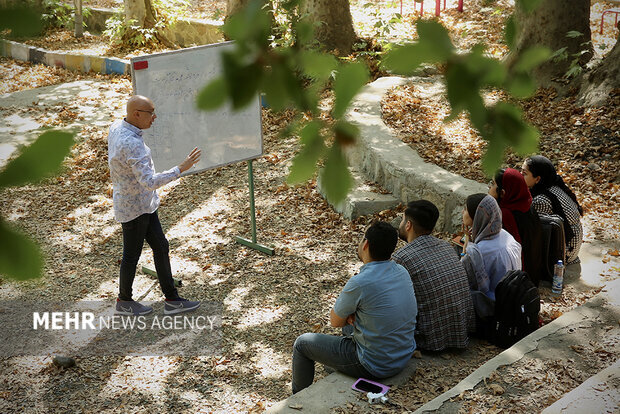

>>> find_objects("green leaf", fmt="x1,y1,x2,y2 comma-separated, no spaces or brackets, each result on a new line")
222,13,245,40
382,44,424,75
382,23,453,75
332,62,369,119
0,218,43,280
319,145,353,204
504,15,517,50
287,121,325,184
261,63,290,112
507,71,537,98
481,136,505,177
295,20,315,46
221,52,263,109
445,63,486,129
462,93,486,133
0,131,74,188
565,63,583,79
0,6,44,37
488,102,539,158
223,0,271,47
196,77,227,110
518,0,543,13
566,30,583,38
514,123,540,154
416,20,454,56
334,120,360,146
514,46,551,72
299,51,338,82
465,49,506,86
281,0,301,12
550,46,568,62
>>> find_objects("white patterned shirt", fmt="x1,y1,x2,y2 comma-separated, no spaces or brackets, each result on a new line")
108,120,180,223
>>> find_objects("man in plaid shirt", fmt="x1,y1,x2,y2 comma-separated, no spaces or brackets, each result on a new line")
392,200,475,351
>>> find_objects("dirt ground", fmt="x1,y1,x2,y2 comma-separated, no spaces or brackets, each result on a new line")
1,1,619,413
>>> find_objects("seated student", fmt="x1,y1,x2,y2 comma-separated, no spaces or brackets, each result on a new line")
291,222,417,394
522,155,583,264
461,194,521,300
489,168,544,285
392,200,475,351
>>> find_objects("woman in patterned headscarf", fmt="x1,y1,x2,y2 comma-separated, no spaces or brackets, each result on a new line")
461,194,522,301
522,155,583,264
489,168,544,285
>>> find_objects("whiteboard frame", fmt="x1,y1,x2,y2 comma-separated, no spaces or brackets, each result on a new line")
130,41,263,177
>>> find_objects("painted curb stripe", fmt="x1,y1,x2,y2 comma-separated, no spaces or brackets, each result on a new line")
9,41,29,62
105,58,128,75
89,56,105,74
44,52,65,68
1,39,130,76
30,48,45,64
65,54,83,71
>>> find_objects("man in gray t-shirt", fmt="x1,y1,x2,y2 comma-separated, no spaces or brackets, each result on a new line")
291,222,417,394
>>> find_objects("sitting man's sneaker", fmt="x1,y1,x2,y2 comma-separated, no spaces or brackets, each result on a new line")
115,299,153,316
164,297,201,315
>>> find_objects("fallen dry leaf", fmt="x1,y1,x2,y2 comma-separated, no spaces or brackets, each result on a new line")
488,384,505,395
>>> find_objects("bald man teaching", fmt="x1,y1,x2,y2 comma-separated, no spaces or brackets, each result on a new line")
108,95,201,316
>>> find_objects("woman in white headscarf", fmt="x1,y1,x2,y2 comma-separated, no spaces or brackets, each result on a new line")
461,194,522,301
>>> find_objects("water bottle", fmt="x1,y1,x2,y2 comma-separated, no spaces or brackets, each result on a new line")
552,260,564,296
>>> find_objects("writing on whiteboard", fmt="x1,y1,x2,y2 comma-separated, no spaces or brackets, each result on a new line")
131,42,263,173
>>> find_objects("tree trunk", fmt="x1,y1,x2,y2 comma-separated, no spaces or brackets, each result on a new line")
124,0,147,26
227,0,252,17
300,0,357,56
123,0,175,47
577,35,620,106
74,0,83,38
508,0,592,86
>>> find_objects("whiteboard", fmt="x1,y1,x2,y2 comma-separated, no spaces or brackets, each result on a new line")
131,42,262,175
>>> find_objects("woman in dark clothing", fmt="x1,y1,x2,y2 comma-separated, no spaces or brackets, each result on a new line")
489,168,544,285
522,155,583,264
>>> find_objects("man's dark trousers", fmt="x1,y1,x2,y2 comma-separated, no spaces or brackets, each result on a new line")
119,210,178,301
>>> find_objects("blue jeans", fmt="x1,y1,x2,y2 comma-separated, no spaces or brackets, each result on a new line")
292,331,375,394
119,211,178,301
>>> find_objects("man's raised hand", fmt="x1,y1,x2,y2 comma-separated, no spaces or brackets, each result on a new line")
179,147,201,173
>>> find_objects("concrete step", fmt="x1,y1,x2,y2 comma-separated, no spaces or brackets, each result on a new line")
266,358,417,413
317,167,400,219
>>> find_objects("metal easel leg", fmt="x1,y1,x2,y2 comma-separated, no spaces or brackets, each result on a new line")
235,160,275,255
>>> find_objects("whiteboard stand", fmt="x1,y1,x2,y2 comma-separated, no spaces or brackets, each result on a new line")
235,160,275,256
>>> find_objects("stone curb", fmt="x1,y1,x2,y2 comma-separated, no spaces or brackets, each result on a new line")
320,76,486,231
0,38,130,75
541,359,620,414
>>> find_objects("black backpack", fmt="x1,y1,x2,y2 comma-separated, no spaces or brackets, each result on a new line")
539,215,566,283
489,270,540,348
